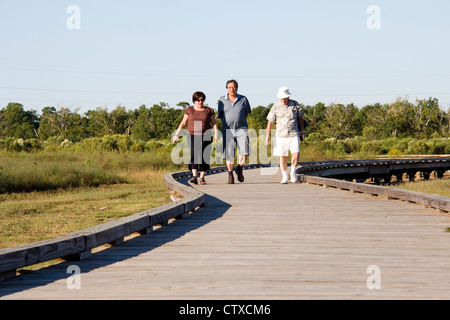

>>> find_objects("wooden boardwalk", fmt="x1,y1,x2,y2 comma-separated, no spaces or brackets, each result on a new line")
1,168,450,299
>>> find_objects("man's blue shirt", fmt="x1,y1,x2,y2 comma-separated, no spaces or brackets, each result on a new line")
217,94,252,130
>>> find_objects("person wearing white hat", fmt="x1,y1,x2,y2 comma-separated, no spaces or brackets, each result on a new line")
265,87,305,184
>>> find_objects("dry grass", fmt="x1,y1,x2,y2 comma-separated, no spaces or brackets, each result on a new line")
395,177,450,198
0,169,172,249
0,151,184,249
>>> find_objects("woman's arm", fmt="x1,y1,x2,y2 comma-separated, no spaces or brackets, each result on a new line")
172,114,189,142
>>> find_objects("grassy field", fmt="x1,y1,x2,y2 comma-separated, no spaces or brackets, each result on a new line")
0,151,184,249
395,178,450,198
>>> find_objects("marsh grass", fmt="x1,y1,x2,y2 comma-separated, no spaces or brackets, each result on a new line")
395,178,450,198
0,151,184,249
0,151,178,193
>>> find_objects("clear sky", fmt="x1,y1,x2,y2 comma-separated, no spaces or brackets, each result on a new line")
1,0,449,114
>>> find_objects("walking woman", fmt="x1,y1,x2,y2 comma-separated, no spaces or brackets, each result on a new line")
172,91,218,185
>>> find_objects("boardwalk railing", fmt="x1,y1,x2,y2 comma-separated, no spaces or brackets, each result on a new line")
0,159,449,281
297,157,450,213
297,157,450,183
299,176,450,213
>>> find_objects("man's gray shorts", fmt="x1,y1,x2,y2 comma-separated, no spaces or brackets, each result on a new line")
223,128,250,160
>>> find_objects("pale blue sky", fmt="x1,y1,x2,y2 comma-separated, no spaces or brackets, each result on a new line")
1,0,449,114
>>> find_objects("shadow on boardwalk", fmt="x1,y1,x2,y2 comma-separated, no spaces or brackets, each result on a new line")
0,193,230,298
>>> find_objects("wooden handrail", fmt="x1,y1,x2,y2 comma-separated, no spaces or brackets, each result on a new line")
296,157,450,213
298,175,450,213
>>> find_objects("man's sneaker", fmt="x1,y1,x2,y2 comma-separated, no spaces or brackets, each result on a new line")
291,172,297,183
228,174,235,184
281,173,289,184
235,165,244,182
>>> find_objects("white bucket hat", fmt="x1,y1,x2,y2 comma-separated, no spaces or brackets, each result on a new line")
277,87,291,99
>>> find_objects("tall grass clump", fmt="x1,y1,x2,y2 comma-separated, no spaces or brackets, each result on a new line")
396,178,450,198
0,151,128,193
301,133,348,161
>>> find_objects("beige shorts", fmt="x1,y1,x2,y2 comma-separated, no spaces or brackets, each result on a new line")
273,136,300,157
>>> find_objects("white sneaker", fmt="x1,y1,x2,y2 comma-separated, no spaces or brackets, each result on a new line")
281,172,289,184
290,172,297,183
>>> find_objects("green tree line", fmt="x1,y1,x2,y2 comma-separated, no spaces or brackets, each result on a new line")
249,97,450,140
1,97,449,148
0,102,188,142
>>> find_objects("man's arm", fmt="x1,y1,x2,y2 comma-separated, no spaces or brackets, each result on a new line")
265,105,276,145
265,121,273,145
245,97,251,117
217,99,224,120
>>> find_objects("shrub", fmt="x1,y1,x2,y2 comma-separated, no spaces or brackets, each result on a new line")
343,137,363,154
2,138,23,152
387,148,403,156
24,138,42,152
426,138,449,155
406,139,429,154
304,132,327,144
100,135,118,151
130,140,145,152
361,141,382,154
445,143,450,154
43,136,65,152
115,135,133,152
391,138,412,154
379,137,398,154
144,140,164,152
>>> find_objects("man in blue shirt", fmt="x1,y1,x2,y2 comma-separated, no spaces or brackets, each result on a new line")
217,80,252,184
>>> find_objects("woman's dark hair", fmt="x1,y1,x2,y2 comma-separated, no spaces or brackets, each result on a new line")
226,79,238,89
192,91,206,103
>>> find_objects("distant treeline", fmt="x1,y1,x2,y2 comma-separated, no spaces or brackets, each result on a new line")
1,97,449,145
